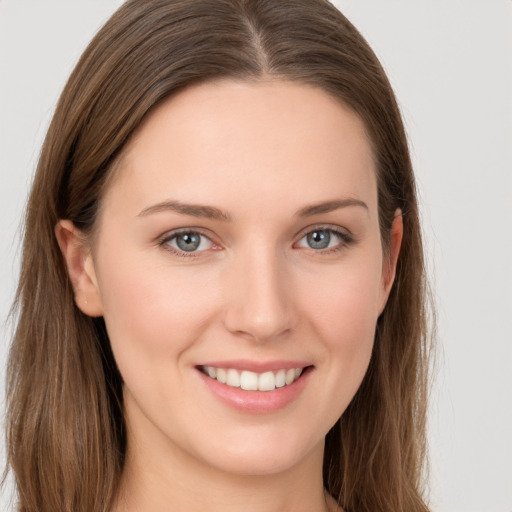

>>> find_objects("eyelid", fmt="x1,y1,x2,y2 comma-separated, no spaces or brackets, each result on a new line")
294,223,353,241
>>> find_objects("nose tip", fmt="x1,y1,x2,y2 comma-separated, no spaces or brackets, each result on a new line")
222,257,296,342
236,300,292,342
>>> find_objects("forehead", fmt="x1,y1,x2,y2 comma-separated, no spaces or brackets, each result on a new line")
102,80,377,219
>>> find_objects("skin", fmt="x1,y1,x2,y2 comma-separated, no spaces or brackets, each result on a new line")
57,80,402,512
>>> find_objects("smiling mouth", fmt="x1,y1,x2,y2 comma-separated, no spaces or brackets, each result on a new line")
199,365,311,392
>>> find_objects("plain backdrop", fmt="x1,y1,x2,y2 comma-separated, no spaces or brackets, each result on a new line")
1,1,511,511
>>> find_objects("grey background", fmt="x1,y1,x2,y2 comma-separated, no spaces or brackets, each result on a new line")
1,1,511,511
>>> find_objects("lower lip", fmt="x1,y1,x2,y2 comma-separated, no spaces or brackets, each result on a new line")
196,367,312,414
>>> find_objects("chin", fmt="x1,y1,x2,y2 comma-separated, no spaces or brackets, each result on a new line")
188,426,325,477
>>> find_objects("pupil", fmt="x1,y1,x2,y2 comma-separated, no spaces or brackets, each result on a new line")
176,232,200,251
307,230,330,249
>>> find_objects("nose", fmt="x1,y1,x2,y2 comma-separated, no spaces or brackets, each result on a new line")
222,247,297,342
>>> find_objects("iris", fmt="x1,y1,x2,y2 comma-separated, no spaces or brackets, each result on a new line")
306,230,331,249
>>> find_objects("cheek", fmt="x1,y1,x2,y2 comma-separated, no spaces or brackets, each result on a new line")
95,250,220,381
302,258,383,395
307,259,382,341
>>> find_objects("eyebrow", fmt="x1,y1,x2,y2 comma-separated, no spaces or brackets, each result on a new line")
137,200,232,221
296,198,369,217
137,197,368,221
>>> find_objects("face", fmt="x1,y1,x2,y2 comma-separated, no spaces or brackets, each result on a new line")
63,80,401,477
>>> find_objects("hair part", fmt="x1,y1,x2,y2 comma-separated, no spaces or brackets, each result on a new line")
6,1,434,511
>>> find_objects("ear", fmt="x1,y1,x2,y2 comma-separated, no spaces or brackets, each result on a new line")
378,209,403,314
55,220,104,317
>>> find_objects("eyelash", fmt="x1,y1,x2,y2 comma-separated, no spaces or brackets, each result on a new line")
158,226,355,259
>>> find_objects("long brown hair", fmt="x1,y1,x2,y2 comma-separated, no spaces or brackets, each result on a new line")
6,1,433,511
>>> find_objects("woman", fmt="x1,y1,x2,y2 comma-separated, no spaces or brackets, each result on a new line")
5,1,432,511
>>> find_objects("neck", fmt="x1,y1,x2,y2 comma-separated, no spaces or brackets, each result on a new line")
111,405,339,512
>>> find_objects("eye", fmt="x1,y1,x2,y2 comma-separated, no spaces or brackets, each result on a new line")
161,230,215,254
296,228,351,251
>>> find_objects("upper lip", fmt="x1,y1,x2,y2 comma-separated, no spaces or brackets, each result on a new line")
197,359,313,373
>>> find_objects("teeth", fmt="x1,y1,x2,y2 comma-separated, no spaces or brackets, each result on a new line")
216,368,227,384
258,371,275,392
240,371,258,391
275,369,286,388
226,369,240,387
202,366,305,392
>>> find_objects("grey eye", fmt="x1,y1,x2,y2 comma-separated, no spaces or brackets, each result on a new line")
162,230,216,256
306,230,331,249
160,230,214,256
174,232,203,252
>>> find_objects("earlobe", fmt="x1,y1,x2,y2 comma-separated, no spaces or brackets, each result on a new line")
55,220,104,317
379,210,403,314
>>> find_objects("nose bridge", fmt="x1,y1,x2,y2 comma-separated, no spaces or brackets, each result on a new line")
223,243,295,341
